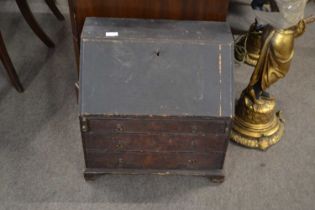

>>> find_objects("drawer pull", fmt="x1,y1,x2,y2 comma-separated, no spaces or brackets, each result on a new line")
116,143,123,149
191,125,198,133
116,124,124,132
188,159,197,164
118,158,124,167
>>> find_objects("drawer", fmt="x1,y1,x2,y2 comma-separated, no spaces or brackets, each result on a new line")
83,132,228,152
82,116,229,134
85,151,225,170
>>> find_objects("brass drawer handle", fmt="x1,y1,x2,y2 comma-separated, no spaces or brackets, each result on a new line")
116,124,124,132
188,159,197,164
118,158,124,167
116,143,124,149
191,140,196,147
191,125,198,133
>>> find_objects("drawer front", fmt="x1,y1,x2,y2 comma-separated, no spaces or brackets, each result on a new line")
83,132,228,153
85,151,225,170
84,116,228,134
81,116,230,170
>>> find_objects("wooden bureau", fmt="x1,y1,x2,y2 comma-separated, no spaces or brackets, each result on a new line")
79,18,234,182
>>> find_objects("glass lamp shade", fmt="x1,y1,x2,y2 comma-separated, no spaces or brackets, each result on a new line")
255,0,307,29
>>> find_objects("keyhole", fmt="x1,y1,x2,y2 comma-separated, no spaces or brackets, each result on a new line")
155,50,160,56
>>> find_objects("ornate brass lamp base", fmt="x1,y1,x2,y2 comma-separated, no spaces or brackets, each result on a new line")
230,93,284,150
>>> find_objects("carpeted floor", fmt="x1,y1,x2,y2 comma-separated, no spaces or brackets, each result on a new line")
0,0,314,209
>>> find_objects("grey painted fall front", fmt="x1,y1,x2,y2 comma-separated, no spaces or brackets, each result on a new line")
80,18,234,117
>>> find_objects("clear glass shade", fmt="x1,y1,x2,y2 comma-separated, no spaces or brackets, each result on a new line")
255,0,307,28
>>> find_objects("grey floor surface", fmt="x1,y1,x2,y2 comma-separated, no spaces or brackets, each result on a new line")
0,0,314,209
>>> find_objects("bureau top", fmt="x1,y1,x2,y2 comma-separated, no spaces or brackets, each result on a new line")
80,18,234,117
82,17,233,44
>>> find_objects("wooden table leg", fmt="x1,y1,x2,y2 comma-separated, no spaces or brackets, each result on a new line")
67,0,80,75
45,0,65,21
15,0,55,48
0,32,24,93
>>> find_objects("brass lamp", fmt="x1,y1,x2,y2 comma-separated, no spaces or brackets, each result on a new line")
231,16,315,150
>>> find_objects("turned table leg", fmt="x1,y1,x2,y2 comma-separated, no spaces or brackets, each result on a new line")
0,32,24,93
15,0,55,48
45,0,65,21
